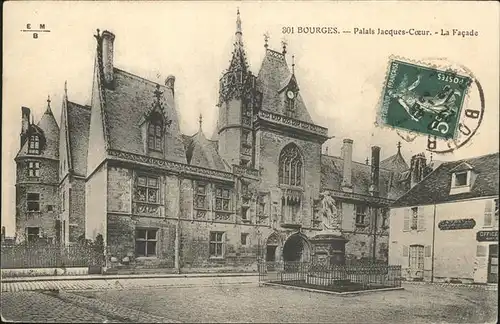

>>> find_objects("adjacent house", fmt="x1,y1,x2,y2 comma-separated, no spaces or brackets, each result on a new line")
389,153,499,284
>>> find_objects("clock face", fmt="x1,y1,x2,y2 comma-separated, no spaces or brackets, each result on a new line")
287,90,295,99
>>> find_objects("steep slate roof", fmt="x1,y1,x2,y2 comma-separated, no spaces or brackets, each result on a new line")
256,49,313,123
17,105,60,160
182,129,227,172
102,68,187,163
392,153,499,207
321,155,408,200
66,101,91,176
380,151,409,173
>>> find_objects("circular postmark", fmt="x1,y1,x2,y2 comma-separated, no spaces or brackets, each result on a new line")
377,56,485,155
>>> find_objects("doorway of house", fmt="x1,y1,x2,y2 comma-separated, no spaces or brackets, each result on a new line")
266,245,277,262
282,234,310,262
488,244,498,283
409,244,424,281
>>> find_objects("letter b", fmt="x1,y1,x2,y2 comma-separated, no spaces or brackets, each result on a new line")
465,109,479,119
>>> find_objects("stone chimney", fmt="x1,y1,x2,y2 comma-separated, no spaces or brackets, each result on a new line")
20,106,31,147
341,139,353,191
410,153,427,188
101,30,115,85
165,75,176,96
369,146,380,196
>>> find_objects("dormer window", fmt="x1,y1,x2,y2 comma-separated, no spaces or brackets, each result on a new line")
454,172,468,187
148,119,163,152
28,135,40,154
450,169,474,195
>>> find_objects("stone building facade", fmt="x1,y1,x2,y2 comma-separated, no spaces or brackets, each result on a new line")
15,11,429,271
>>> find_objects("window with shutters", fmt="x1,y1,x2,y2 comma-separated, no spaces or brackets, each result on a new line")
409,245,424,270
411,207,418,230
484,199,494,227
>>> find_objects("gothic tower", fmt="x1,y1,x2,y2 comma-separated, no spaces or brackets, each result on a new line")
15,97,60,243
215,9,261,168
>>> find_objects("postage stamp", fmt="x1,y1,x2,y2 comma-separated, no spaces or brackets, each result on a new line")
378,59,473,140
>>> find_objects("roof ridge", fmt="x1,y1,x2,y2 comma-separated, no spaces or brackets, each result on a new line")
114,67,169,89
322,154,398,173
68,100,92,111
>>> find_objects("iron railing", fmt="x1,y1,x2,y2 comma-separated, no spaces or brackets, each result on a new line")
1,242,105,269
258,261,402,289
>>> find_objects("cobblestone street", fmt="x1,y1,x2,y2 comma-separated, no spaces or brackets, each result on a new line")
1,277,497,323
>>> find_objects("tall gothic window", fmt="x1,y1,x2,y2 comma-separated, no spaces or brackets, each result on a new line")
148,119,163,151
279,144,303,186
28,135,40,154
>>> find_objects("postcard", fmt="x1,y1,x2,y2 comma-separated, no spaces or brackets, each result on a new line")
2,1,498,323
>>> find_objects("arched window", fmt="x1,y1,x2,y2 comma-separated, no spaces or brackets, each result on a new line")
148,118,163,151
279,144,303,186
28,135,40,155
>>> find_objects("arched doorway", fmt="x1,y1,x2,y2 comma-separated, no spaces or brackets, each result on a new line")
265,232,281,262
282,233,311,262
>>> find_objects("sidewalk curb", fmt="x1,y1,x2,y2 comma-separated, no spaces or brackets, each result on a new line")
1,272,259,283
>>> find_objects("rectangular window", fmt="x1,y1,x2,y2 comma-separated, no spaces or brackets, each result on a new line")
215,187,231,212
355,205,367,225
242,130,251,147
484,200,493,227
61,190,66,212
28,136,40,154
28,161,40,177
454,172,468,187
411,207,419,230
47,205,54,212
26,227,39,242
209,232,225,258
409,245,424,270
195,184,207,209
241,233,249,245
148,123,163,151
135,175,159,203
27,193,40,212
381,208,389,228
135,229,158,257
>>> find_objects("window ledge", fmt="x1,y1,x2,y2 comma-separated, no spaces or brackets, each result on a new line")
214,210,233,214
241,219,251,223
209,256,225,260
279,185,304,191
135,256,158,261
355,223,369,228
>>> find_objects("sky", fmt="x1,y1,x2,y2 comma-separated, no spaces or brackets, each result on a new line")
3,1,499,236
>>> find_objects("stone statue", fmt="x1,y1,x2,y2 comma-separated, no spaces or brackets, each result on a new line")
319,191,340,231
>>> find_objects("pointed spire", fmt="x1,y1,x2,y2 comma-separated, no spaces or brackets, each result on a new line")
236,8,242,36
292,55,295,74
199,114,203,131
31,112,35,125
64,81,68,99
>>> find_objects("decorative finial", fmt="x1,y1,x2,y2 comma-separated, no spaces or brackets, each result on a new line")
64,81,68,98
264,32,270,49
397,141,402,153
154,84,162,99
236,7,242,35
281,38,288,55
325,146,329,155
47,95,51,106
199,114,203,130
292,55,295,74
430,152,433,162
366,157,369,165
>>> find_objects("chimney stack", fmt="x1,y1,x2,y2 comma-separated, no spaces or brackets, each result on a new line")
165,75,176,95
369,146,380,196
101,30,115,85
410,153,427,188
21,107,31,147
341,139,353,191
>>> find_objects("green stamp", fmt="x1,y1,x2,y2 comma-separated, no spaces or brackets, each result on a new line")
379,59,472,140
